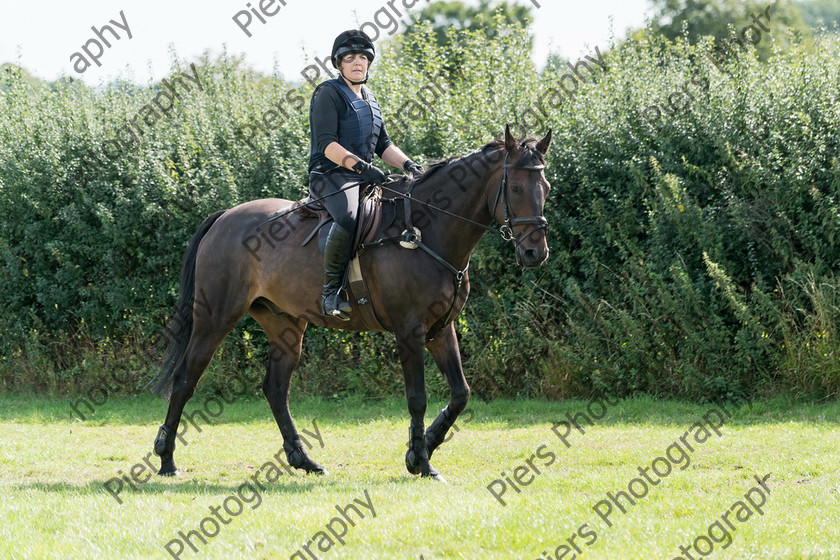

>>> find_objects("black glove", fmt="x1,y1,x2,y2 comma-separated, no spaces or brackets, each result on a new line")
403,159,424,178
352,160,388,185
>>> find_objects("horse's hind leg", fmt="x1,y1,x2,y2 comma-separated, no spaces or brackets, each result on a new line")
424,322,471,460
251,308,326,474
155,314,242,475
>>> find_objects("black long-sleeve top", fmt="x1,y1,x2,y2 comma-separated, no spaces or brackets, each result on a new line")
308,84,394,173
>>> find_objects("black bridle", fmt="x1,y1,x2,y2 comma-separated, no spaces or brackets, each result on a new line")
492,151,548,246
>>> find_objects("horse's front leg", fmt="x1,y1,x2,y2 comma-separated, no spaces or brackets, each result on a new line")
424,322,471,460
396,323,443,481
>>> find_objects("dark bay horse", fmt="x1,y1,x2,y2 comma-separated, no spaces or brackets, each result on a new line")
150,125,552,480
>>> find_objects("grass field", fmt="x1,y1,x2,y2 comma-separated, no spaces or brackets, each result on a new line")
0,392,838,560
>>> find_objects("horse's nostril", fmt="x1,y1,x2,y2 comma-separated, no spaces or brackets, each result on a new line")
525,249,537,260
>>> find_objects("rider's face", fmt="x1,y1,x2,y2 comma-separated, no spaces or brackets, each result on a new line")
339,53,369,80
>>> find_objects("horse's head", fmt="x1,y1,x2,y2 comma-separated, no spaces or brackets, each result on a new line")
493,125,552,268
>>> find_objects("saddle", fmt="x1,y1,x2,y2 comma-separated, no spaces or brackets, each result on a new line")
290,177,408,329
291,181,396,255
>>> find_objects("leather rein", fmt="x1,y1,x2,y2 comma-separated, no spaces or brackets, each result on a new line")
369,150,548,339
378,151,547,247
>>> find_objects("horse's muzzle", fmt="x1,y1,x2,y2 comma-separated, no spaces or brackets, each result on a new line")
516,245,549,268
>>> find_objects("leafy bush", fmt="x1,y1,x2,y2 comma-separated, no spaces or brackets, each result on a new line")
1,20,838,400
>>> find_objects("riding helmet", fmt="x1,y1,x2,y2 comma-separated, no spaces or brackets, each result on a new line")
331,29,376,68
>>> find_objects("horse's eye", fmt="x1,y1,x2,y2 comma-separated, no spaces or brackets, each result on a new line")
511,185,522,194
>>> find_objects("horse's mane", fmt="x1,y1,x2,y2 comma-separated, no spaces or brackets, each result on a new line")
410,135,546,190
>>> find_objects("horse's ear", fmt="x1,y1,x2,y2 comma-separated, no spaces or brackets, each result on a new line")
504,124,517,152
536,129,552,155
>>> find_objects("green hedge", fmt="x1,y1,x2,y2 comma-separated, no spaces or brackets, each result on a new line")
1,20,838,400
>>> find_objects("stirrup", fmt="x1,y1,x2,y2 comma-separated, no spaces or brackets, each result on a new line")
321,292,350,321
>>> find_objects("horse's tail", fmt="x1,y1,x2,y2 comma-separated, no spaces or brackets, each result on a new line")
149,210,227,399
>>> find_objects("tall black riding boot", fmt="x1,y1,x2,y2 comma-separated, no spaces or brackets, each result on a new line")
321,222,353,320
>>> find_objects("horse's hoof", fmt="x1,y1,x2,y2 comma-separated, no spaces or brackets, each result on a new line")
405,449,420,475
305,463,328,476
288,448,328,475
158,458,177,476
421,466,446,483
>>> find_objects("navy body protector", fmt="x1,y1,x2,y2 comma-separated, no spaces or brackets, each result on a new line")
310,78,383,170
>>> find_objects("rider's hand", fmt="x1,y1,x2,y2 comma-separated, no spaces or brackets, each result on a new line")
352,160,388,185
403,159,424,178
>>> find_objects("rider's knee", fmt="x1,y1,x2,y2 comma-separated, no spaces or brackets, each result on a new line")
333,213,357,233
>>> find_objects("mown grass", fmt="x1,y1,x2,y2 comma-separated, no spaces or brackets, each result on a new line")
0,393,837,559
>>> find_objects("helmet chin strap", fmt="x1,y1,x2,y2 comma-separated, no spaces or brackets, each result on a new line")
339,67,369,85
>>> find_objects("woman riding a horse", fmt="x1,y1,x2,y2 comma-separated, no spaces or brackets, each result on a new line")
149,28,552,480
308,29,424,320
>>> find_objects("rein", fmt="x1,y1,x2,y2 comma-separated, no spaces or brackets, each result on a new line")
258,150,548,340
365,150,548,340
378,152,548,246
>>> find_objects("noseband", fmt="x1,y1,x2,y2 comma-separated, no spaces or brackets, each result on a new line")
493,152,548,246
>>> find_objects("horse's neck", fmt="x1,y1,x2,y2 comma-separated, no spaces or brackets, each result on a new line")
413,149,502,269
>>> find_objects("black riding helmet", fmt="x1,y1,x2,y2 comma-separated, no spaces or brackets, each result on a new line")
331,29,375,84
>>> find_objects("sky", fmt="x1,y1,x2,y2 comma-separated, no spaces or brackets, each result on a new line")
0,0,653,86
